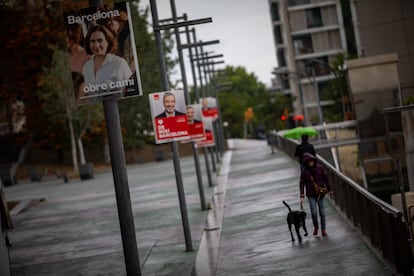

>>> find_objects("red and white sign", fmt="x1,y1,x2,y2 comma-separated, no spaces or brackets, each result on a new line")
200,97,219,120
150,90,190,144
188,122,205,140
196,119,215,148
185,104,205,141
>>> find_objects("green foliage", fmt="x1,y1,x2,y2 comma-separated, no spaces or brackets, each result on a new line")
404,96,414,105
0,0,177,154
323,53,352,122
40,47,105,155
215,66,293,137
39,47,74,149
260,93,295,131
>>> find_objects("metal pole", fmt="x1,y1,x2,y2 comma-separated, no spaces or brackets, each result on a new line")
311,66,323,124
192,141,207,210
209,65,224,158
201,49,211,96
209,146,217,173
185,18,199,102
192,29,205,98
203,147,213,187
170,0,188,103
104,102,141,275
170,0,207,211
215,93,226,154
150,0,193,252
296,74,309,126
88,0,141,274
192,28,213,187
200,49,219,168
207,64,221,160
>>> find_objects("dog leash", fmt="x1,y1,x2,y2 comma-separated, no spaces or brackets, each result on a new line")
300,202,304,211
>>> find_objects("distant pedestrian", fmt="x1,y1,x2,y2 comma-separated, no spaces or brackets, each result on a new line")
299,152,333,236
294,134,316,167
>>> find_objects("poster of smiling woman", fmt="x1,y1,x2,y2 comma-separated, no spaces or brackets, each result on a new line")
63,2,143,105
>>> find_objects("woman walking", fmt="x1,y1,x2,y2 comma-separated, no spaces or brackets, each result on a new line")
300,152,333,236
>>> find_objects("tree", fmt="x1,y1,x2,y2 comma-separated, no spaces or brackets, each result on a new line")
322,53,352,122
0,0,65,149
0,0,177,167
41,47,105,172
214,65,293,137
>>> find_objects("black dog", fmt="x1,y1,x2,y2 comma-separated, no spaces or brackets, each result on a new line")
283,201,308,242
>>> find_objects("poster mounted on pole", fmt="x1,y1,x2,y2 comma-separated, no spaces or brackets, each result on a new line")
196,119,215,148
185,104,206,141
63,2,143,105
150,90,190,144
200,97,219,120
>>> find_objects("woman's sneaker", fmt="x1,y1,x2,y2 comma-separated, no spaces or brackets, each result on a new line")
313,228,318,235
322,230,328,236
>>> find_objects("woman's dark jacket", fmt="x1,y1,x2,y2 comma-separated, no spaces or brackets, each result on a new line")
300,152,332,198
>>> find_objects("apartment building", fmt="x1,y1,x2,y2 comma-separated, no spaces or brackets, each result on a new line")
269,0,413,124
269,0,349,125
269,0,414,196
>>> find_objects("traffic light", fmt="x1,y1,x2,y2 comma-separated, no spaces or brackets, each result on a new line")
280,108,289,121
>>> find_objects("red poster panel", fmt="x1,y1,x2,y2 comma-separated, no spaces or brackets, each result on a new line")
196,119,215,148
150,90,190,144
186,104,206,141
63,2,143,105
188,122,205,140
200,97,219,120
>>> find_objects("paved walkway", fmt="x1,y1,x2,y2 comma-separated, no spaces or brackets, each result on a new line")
4,139,393,275
209,139,393,276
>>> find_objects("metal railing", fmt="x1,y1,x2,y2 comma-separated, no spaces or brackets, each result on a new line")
268,132,414,275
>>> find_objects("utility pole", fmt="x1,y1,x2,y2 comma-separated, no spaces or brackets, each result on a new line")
88,0,141,275
169,0,207,211
150,0,193,252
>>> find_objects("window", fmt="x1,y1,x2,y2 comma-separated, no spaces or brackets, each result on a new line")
318,81,331,101
287,0,310,7
306,8,323,28
277,49,287,67
293,35,313,55
270,2,280,21
274,26,283,44
279,73,290,90
301,57,330,77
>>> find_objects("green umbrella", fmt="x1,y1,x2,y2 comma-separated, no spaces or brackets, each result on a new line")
283,126,317,139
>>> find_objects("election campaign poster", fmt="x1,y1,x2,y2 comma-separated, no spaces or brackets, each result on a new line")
200,97,219,120
185,104,206,141
196,119,215,148
63,2,143,105
150,90,190,144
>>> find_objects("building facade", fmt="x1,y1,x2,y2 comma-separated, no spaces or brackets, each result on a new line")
269,0,349,125
350,0,414,101
269,0,414,197
269,0,414,125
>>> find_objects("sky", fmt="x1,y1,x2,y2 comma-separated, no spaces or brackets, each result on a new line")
139,0,277,88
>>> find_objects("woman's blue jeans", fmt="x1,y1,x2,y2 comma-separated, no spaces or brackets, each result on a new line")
308,196,326,230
